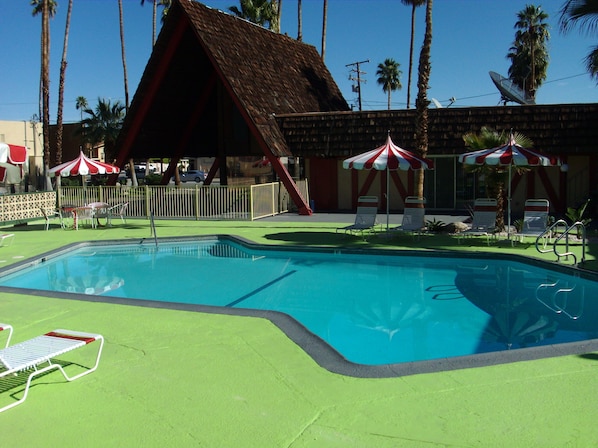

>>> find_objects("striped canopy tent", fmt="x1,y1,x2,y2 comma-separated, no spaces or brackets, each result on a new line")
49,151,120,177
0,143,28,184
343,133,434,231
458,133,561,236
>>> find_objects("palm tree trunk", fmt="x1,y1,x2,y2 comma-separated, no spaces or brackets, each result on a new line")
297,0,302,41
414,0,432,199
118,0,130,111
276,0,282,33
321,0,328,60
56,0,73,167
152,0,157,45
406,4,416,109
42,0,52,191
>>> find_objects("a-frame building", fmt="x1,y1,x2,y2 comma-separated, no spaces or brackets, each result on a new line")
113,0,349,215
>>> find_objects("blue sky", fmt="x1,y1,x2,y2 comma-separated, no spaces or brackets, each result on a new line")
1,0,596,123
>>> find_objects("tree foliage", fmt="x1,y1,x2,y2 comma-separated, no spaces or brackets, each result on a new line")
376,58,402,110
462,127,533,231
78,98,125,163
507,4,550,100
228,0,277,30
559,0,598,81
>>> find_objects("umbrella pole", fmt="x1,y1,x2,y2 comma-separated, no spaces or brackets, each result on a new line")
386,163,390,232
507,165,512,240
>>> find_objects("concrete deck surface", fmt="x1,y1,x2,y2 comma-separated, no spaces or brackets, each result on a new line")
0,214,596,447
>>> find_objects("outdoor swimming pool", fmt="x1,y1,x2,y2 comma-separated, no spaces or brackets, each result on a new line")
1,236,597,376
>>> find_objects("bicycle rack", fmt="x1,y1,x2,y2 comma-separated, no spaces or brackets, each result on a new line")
536,219,586,266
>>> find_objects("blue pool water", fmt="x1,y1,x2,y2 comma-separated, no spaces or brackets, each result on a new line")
1,239,597,366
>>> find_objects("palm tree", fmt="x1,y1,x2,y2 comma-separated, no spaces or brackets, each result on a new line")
272,0,281,33
228,0,276,29
462,127,533,232
507,5,550,100
118,0,130,111
140,0,158,46
79,98,125,164
75,96,88,155
559,0,598,81
159,0,172,23
31,0,57,190
55,0,73,166
321,0,328,60
376,59,402,110
414,0,432,200
400,0,426,109
75,96,88,121
297,0,302,41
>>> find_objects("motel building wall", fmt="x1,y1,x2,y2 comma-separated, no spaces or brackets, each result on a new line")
310,155,572,220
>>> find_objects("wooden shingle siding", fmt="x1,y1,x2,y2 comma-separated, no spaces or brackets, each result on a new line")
117,0,348,162
276,104,598,157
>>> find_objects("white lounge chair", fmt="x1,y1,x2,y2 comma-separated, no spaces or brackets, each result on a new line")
0,233,14,247
0,323,12,348
0,329,104,412
336,196,379,236
515,199,551,246
457,198,498,245
393,196,426,235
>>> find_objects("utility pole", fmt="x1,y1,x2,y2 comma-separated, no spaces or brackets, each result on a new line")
346,59,369,111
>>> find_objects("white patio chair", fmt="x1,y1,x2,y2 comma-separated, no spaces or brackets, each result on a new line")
457,198,498,245
392,196,427,235
515,199,551,246
74,206,96,230
40,207,64,231
336,196,379,236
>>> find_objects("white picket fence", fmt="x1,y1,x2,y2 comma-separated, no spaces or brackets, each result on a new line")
54,180,308,221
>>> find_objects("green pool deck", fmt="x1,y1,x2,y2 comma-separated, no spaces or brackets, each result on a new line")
1,216,597,447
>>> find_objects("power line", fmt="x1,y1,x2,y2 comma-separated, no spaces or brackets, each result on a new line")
346,59,369,111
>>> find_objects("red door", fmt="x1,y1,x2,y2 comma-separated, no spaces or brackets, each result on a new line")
308,158,338,211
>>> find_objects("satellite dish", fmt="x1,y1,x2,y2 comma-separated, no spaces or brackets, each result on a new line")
431,98,443,108
489,71,535,105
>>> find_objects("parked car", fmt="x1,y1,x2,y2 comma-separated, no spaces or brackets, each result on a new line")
175,170,206,183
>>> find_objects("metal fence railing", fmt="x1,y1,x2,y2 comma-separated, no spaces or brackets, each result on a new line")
52,180,308,221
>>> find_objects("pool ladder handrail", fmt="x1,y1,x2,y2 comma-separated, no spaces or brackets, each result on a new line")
535,280,583,320
149,211,158,247
536,219,586,266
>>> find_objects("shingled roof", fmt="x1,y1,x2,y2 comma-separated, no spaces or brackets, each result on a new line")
114,0,348,165
275,103,598,157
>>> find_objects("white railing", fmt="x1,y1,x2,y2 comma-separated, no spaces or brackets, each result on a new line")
54,180,308,221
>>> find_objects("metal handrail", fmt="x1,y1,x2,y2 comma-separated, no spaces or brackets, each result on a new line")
552,220,586,265
533,219,568,254
149,211,158,247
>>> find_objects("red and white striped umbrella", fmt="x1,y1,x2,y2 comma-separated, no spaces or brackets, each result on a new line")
343,134,434,231
343,134,434,171
458,133,561,237
458,134,561,168
49,151,120,177
0,143,28,183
